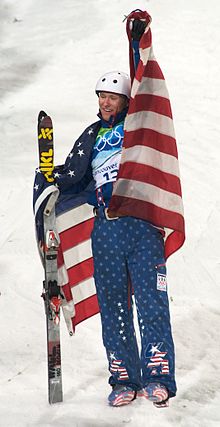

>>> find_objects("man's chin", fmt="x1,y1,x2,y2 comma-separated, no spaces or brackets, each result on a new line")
103,115,111,121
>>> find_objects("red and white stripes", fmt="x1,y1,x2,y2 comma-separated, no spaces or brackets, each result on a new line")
56,204,99,331
109,10,185,259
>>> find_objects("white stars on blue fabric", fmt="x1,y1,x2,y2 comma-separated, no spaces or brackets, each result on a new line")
54,172,61,178
91,215,176,394
109,352,116,361
77,149,85,157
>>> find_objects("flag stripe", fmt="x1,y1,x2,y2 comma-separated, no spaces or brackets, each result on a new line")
120,146,180,178
128,94,172,118
74,294,99,325
112,179,183,215
63,239,92,269
131,77,169,99
71,277,96,305
143,60,165,79
68,258,94,286
124,111,175,139
119,162,182,196
59,217,94,252
124,128,178,157
110,196,184,233
56,203,94,233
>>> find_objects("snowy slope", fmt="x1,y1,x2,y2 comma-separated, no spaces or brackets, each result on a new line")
0,0,220,426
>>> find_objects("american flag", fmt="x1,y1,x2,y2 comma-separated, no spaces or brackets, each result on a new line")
34,10,185,334
109,10,185,259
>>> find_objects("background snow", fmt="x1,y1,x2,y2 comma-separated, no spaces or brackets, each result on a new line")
0,0,220,426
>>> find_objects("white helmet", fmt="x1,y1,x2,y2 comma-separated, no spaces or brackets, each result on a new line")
95,71,131,98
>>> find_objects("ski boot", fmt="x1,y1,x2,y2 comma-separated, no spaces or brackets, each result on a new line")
108,385,137,407
143,383,169,408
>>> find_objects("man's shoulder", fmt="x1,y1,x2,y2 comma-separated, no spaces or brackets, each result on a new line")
82,120,101,137
73,120,101,152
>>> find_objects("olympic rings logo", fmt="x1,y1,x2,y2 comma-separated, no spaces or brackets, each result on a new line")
95,125,123,152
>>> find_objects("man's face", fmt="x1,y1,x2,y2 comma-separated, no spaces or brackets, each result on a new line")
98,92,127,121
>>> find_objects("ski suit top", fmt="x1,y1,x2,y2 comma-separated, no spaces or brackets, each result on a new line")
54,108,128,209
54,35,142,207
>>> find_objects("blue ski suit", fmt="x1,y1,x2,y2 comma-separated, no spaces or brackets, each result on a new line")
55,107,177,398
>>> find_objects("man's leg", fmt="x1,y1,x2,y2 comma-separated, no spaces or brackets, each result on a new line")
91,217,142,393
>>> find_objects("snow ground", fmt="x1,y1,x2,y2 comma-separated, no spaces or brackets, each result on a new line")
0,0,220,426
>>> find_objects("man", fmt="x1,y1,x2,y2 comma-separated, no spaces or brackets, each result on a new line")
34,10,185,409
53,68,175,408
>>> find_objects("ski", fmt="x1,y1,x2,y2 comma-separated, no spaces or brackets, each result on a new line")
38,111,63,404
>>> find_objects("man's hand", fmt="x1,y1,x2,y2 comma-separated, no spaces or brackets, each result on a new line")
131,19,147,41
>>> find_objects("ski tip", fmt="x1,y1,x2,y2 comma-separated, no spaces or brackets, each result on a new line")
38,110,48,123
